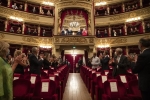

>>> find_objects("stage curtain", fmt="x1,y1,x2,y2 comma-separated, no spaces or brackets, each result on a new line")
65,54,73,73
60,9,88,29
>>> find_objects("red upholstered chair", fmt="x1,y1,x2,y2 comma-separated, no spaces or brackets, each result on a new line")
32,79,58,100
102,79,130,100
13,79,31,100
127,80,142,100
13,73,24,80
116,75,130,89
95,75,108,100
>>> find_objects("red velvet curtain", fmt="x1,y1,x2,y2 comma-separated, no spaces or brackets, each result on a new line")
60,9,88,29
65,54,73,73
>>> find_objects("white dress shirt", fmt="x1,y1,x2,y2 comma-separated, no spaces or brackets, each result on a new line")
91,56,100,69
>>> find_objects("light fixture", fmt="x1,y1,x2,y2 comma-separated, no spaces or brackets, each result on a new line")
98,44,110,48
42,1,54,6
71,49,76,56
126,17,141,22
10,16,23,21
40,45,52,48
95,1,107,6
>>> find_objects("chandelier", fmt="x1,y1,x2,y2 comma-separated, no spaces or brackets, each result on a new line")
95,1,107,6
10,16,23,21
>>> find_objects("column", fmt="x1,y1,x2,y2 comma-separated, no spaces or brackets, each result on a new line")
24,2,27,11
54,5,59,35
142,20,145,33
107,6,110,15
90,5,95,35
38,25,40,36
22,23,25,34
5,20,8,31
140,0,143,8
122,3,125,12
7,0,11,7
126,46,129,55
108,26,111,37
109,47,112,57
124,23,127,35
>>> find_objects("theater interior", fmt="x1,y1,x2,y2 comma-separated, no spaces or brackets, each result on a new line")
0,0,150,100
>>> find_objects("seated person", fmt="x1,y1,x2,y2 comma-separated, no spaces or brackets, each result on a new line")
10,27,14,32
19,5,23,10
132,5,135,10
33,28,37,36
129,27,134,35
32,7,36,13
96,11,99,16
111,29,117,37
27,27,31,35
82,28,87,36
12,3,18,9
104,11,109,15
118,29,123,36
126,6,131,12
68,28,72,35
104,29,108,37
77,29,81,35
145,23,150,33
40,9,44,14
97,30,102,38
42,29,46,36
113,9,118,14
135,4,138,9
47,10,52,16
16,27,21,34
134,27,139,34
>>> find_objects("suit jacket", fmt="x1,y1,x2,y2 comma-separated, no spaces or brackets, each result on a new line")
101,56,110,70
131,48,150,91
43,59,51,70
78,59,83,67
112,55,128,77
29,54,43,75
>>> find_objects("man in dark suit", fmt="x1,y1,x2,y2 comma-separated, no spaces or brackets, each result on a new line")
77,57,83,73
128,37,150,100
101,51,110,70
111,48,128,77
29,47,43,75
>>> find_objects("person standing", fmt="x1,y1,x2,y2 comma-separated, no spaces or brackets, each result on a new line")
77,57,83,73
0,41,22,100
110,48,128,77
101,51,110,70
29,47,43,75
128,37,150,100
91,53,100,69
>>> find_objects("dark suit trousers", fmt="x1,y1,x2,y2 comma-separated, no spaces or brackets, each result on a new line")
141,90,150,100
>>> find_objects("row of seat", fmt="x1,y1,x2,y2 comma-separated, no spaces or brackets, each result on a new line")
13,65,70,100
80,66,142,100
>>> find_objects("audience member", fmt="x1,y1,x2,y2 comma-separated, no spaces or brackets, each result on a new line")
10,27,14,33
16,27,21,34
101,51,110,70
12,3,18,9
91,52,100,69
43,53,51,70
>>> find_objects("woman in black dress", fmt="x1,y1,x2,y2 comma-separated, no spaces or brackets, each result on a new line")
43,53,51,70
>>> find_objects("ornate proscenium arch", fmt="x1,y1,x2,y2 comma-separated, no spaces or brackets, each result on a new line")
60,9,88,29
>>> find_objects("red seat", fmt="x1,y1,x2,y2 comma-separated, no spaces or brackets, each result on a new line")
127,80,142,100
13,79,31,100
102,79,130,100
32,79,58,100
13,73,24,80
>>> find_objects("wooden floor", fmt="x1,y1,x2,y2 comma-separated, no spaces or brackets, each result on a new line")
62,73,92,100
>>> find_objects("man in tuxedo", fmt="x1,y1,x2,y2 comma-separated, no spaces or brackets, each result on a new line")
111,48,128,77
29,47,43,75
77,57,83,73
101,51,110,70
128,37,150,100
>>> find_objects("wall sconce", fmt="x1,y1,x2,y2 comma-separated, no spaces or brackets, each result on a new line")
126,17,141,22
95,2,107,6
40,45,52,48
98,44,110,48
10,16,23,22
42,1,54,6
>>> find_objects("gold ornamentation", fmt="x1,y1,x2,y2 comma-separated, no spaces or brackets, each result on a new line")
0,6,39,20
89,38,94,43
60,37,88,43
55,38,60,42
22,37,52,44
0,33,5,39
110,7,150,21
95,38,127,44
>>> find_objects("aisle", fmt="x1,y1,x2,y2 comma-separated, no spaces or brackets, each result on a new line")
62,73,92,100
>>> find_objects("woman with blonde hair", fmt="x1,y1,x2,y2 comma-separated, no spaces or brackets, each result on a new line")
43,53,51,70
14,50,29,74
0,41,22,100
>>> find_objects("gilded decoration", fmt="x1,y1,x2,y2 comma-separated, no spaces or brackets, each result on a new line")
89,38,94,43
0,6,39,20
95,38,127,44
110,7,150,21
22,37,52,44
0,33,5,39
55,38,60,42
60,37,88,43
